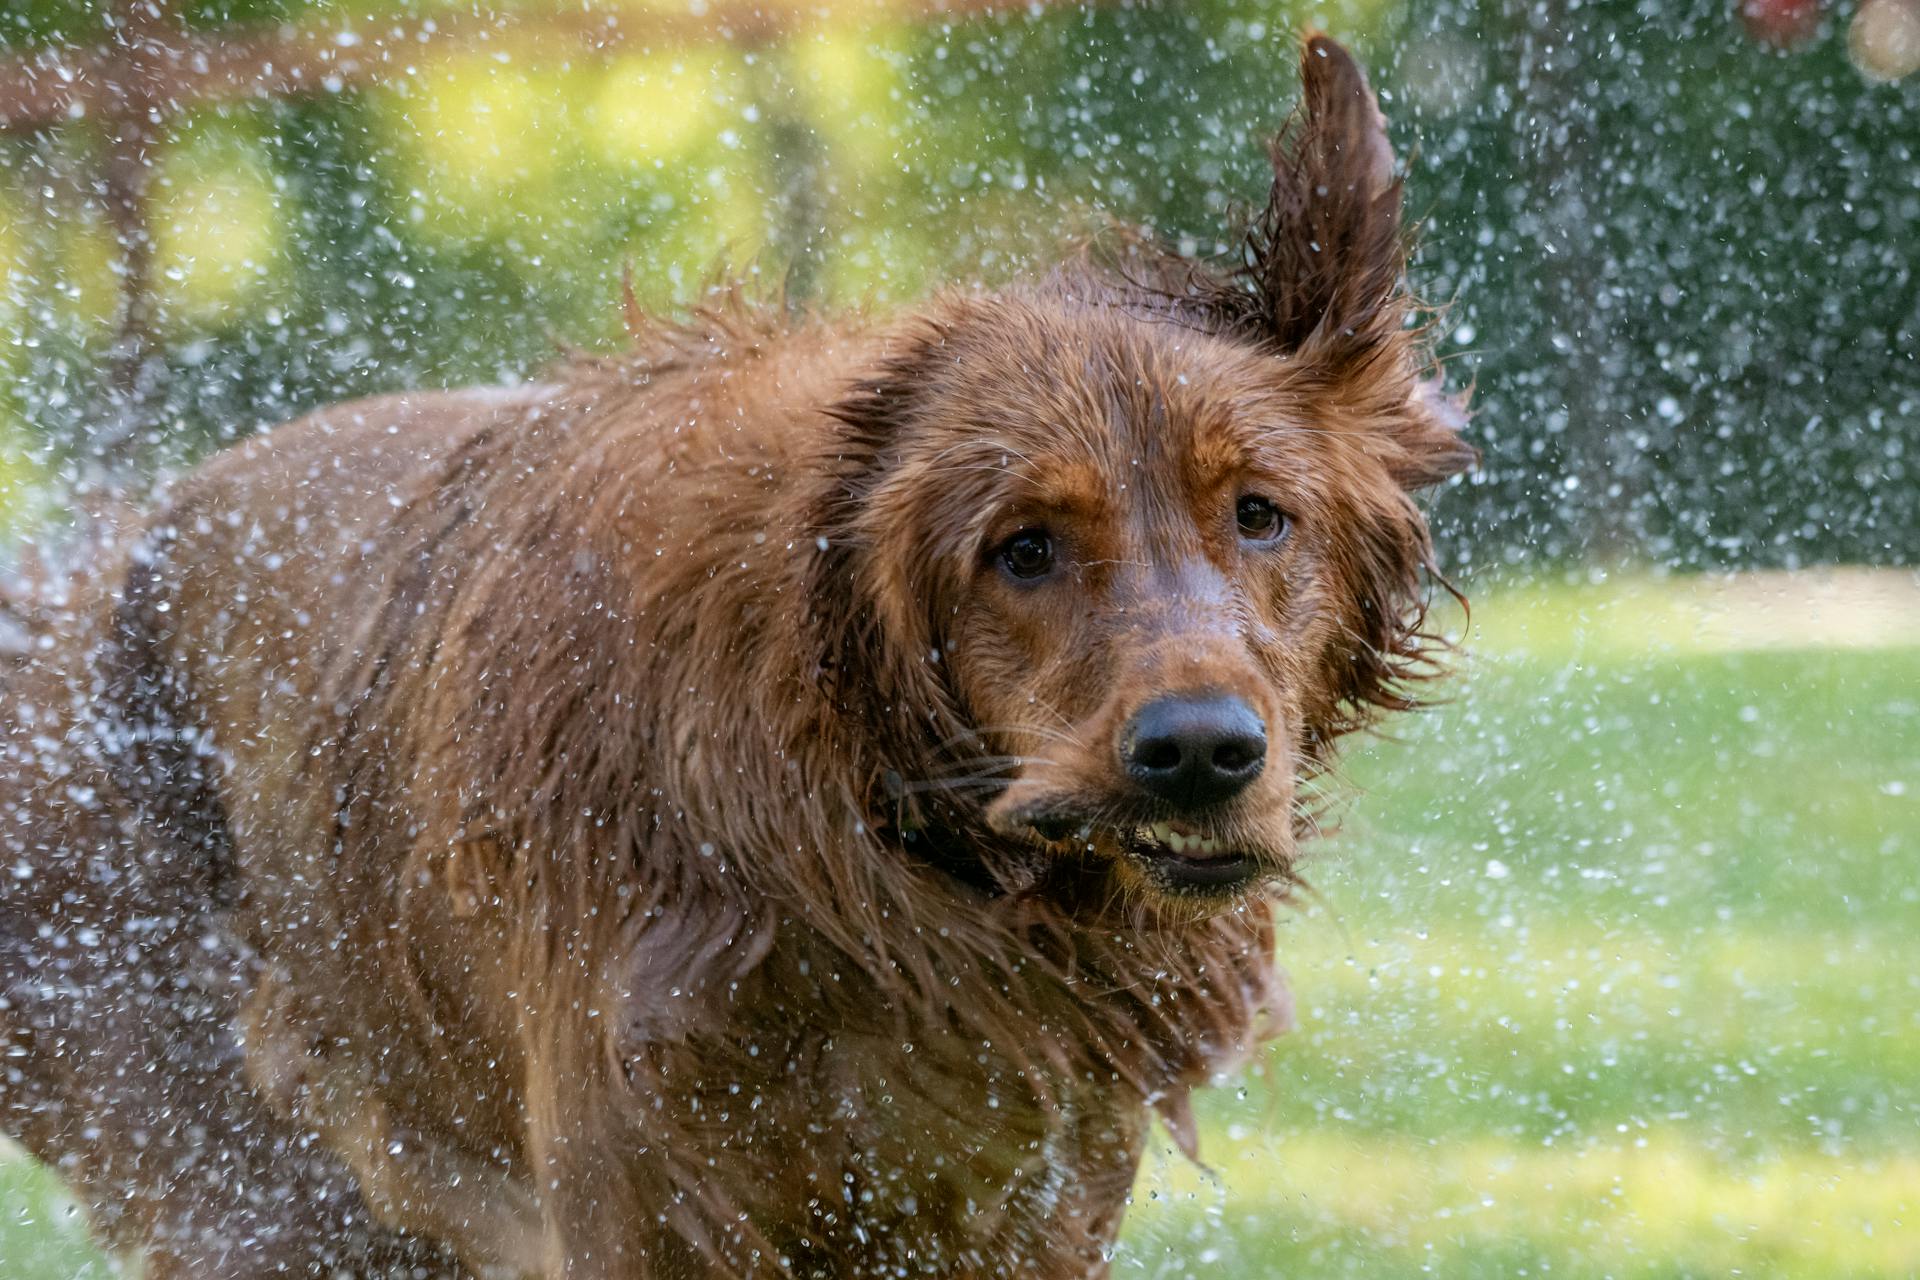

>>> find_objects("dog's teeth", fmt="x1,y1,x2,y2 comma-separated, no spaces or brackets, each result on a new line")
1198,836,1220,855
1150,821,1175,847
1169,831,1192,854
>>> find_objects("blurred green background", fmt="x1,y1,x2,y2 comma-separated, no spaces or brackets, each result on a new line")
1126,575,1920,1278
2,0,1917,1275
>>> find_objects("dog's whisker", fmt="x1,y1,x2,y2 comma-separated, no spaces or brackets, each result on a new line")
930,723,1081,755
1018,703,1084,745
894,760,1037,789
894,778,1019,796
924,439,1039,469
919,753,1034,774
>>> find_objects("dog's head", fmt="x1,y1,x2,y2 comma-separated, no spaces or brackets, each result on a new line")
815,36,1473,911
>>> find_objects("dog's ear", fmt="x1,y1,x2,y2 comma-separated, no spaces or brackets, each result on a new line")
1183,34,1403,365
1245,33,1404,363
808,314,975,801
1391,373,1478,489
1179,35,1475,489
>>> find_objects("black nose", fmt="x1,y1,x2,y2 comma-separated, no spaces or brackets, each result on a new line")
1121,695,1267,809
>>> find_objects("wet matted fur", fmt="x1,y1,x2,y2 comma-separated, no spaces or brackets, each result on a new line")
0,35,1472,1280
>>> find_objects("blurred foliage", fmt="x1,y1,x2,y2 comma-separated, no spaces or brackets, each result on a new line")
1,0,1917,566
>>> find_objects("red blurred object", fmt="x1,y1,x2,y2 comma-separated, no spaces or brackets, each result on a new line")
1740,0,1822,47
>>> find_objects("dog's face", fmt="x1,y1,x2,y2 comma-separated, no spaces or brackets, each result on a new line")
849,309,1462,906
928,315,1380,901
818,36,1473,911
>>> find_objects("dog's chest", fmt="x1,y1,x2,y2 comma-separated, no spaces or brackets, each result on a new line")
706,1017,1149,1277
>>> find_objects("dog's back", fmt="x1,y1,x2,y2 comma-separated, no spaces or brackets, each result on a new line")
0,439,491,1277
0,332,884,1276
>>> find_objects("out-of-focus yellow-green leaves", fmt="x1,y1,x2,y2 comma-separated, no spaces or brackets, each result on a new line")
49,215,119,338
380,56,578,240
152,116,288,330
790,27,911,174
0,409,49,541
0,194,24,338
373,44,770,316
590,50,748,166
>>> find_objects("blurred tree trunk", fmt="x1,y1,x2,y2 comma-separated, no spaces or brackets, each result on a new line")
94,0,171,478
1506,0,1638,559
757,49,828,310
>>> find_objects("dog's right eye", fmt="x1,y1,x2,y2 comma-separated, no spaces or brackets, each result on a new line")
998,529,1054,580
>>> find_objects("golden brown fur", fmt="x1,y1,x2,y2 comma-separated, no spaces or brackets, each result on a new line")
0,36,1471,1280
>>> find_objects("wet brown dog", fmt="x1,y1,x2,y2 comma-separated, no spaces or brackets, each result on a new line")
0,35,1471,1280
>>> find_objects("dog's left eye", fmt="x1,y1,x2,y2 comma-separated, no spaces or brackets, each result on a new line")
998,529,1055,580
1236,495,1288,542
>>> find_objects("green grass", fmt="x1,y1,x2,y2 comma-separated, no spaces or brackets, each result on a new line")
5,572,1917,1277
0,1152,116,1280
1117,571,1920,1278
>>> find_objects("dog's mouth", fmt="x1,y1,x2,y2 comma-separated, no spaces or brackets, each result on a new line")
1122,823,1262,891
1023,812,1272,896
1123,819,1233,859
